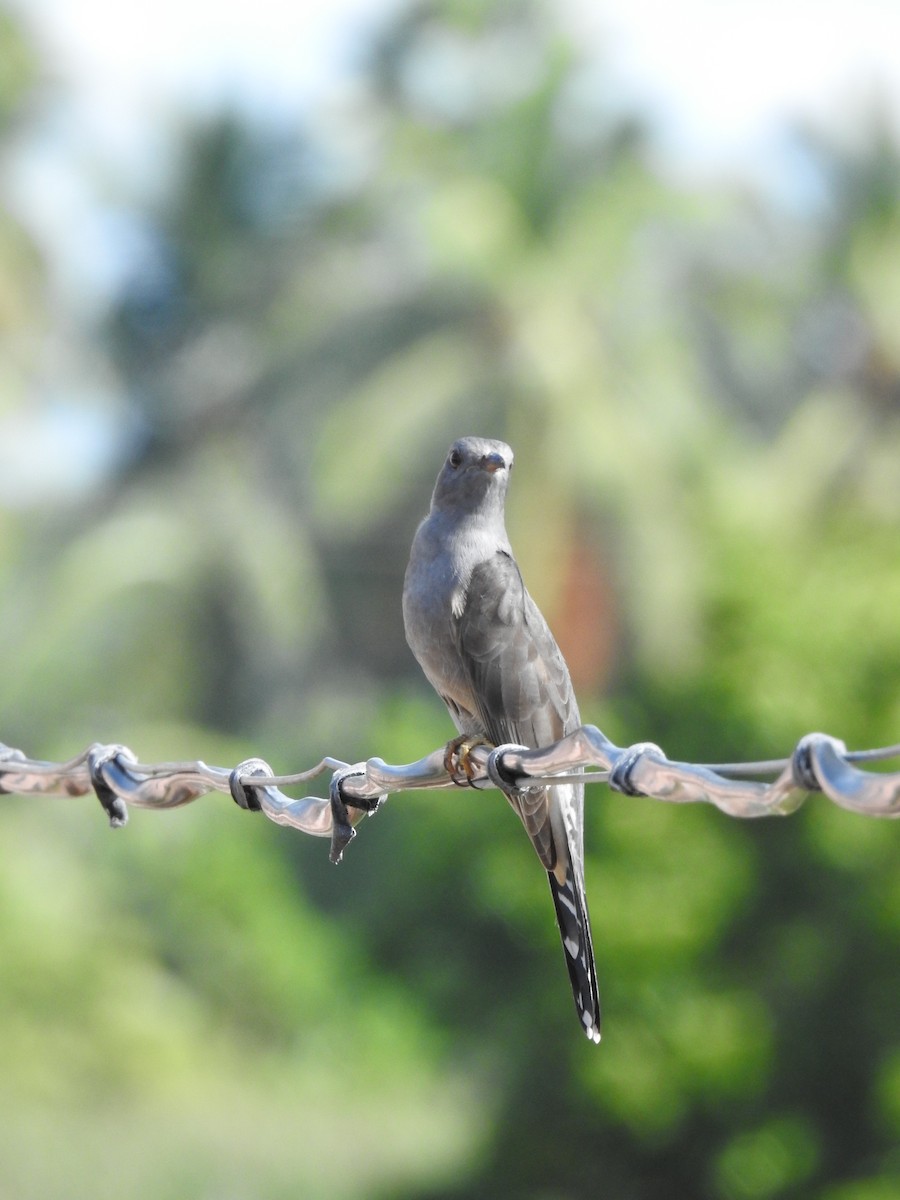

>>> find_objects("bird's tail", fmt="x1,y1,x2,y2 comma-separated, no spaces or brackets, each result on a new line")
547,866,601,1043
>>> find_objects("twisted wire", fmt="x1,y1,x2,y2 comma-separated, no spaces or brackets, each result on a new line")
2,726,898,865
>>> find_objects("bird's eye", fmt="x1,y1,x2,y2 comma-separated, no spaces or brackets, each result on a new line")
448,449,463,469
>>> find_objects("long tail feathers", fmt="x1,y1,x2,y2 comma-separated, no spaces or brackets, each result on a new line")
547,867,601,1043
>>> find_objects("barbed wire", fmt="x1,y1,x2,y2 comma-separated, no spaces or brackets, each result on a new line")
2,726,899,864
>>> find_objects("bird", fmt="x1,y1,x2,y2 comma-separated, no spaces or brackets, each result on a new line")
402,435,601,1043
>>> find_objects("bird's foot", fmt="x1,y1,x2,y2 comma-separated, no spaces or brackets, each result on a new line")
443,734,493,786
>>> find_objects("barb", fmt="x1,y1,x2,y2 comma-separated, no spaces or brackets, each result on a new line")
2,728,899,862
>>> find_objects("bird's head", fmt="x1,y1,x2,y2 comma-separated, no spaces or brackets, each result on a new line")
430,436,514,520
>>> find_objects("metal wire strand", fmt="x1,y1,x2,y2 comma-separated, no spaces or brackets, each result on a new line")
1,727,899,862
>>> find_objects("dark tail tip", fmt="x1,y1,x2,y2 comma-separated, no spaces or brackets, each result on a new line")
548,869,601,1043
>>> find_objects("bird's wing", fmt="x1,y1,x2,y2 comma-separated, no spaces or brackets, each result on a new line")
451,550,580,872
453,550,601,1041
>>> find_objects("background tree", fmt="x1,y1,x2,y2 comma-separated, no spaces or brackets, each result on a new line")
1,2,899,1198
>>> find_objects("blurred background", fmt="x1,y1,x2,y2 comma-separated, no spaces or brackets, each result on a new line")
2,0,900,1196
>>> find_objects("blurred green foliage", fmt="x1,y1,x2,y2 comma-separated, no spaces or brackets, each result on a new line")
1,1,900,1197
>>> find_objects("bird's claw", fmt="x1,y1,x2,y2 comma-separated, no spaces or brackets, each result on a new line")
443,734,493,786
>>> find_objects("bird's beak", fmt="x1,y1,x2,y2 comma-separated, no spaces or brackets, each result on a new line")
481,452,506,473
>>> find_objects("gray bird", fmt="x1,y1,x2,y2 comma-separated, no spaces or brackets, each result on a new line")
403,435,601,1043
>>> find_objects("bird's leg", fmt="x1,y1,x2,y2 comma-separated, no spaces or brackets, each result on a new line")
443,733,493,786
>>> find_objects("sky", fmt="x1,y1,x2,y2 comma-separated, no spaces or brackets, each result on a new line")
8,1,900,309
10,0,900,300
15,0,900,171
9,0,900,310
572,0,900,168
5,0,900,501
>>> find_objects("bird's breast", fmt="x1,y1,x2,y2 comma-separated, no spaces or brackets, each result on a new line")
403,518,482,728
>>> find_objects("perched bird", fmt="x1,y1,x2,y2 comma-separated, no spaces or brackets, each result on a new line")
402,435,601,1042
